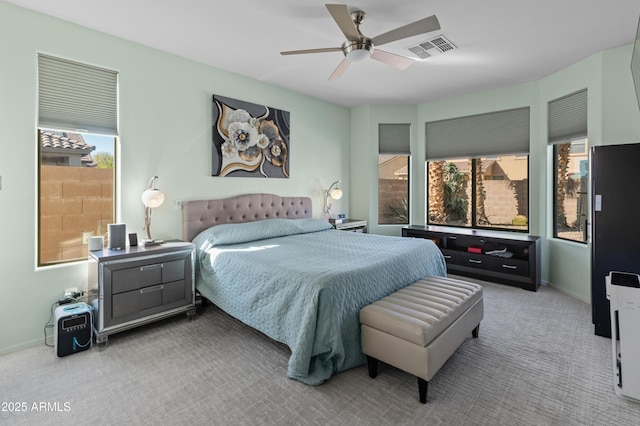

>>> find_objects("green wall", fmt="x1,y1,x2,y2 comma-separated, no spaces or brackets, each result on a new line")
0,2,350,354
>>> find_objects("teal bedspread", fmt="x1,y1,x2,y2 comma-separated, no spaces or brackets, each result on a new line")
193,218,446,385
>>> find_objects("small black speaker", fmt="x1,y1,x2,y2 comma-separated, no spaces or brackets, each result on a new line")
108,224,126,250
128,233,138,247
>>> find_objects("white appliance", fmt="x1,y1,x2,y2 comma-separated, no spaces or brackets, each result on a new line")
606,271,640,401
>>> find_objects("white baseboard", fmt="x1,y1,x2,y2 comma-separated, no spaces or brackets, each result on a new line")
448,274,591,305
544,279,590,304
0,337,45,356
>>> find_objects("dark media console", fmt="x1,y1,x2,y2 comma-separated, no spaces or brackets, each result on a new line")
403,225,541,291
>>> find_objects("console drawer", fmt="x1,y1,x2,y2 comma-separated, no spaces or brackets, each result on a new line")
487,256,529,277
440,249,460,265
459,252,493,270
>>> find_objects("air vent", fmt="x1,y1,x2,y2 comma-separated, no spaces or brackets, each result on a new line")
407,35,456,59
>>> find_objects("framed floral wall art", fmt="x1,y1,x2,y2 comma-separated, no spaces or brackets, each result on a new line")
212,95,290,178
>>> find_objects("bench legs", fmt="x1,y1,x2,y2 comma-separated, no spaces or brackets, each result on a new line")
366,325,480,404
366,356,378,378
370,355,430,404
418,378,428,404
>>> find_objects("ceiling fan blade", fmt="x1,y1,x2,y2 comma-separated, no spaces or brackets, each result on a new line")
281,47,342,55
328,58,351,80
370,49,414,70
372,15,441,47
326,4,361,41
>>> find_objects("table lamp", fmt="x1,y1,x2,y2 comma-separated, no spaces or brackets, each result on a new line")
324,180,343,219
141,176,165,244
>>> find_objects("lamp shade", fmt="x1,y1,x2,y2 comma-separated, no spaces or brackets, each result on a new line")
329,188,343,200
141,189,165,208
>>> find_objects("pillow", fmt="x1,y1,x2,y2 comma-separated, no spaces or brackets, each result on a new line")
193,218,333,247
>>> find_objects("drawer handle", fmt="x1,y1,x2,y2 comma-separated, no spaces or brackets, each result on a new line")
502,264,518,270
140,285,164,294
468,259,482,264
140,264,163,272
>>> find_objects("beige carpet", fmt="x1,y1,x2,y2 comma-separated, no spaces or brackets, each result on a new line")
1,278,638,425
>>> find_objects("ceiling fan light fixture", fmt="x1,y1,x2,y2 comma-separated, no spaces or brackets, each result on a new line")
342,39,373,62
346,48,371,62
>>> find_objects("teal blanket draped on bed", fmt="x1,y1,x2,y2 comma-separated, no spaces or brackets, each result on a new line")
193,218,446,385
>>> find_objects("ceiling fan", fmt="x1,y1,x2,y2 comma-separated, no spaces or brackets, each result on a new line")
280,4,441,80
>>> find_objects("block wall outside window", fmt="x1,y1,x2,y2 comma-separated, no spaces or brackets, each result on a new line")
38,131,115,265
427,155,529,232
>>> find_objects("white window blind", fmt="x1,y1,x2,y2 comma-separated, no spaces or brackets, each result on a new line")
38,54,118,135
425,107,530,160
379,123,411,154
548,89,587,144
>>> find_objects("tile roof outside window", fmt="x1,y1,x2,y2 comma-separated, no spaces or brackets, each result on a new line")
40,130,96,167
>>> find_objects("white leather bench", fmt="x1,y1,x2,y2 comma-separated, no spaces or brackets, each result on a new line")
360,276,484,403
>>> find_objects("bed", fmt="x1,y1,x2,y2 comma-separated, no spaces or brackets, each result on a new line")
183,193,446,385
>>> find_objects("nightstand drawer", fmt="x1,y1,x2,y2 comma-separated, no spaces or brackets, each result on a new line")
112,285,163,318
110,258,185,294
112,263,162,294
331,219,367,232
163,280,187,304
163,259,185,283
112,280,187,319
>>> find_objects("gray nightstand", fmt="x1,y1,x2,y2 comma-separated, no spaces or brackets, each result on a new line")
330,219,367,233
87,241,196,345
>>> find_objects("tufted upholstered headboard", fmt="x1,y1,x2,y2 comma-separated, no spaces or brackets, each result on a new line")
182,193,313,241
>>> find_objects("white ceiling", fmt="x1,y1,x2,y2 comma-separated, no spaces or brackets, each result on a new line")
7,0,640,107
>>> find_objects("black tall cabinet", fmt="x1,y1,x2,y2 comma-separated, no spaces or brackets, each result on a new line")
591,143,640,337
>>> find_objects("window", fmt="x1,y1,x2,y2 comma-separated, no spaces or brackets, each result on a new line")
553,139,588,242
425,107,530,232
548,89,588,243
427,155,529,231
38,131,116,264
378,155,410,224
37,54,118,265
378,124,410,225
